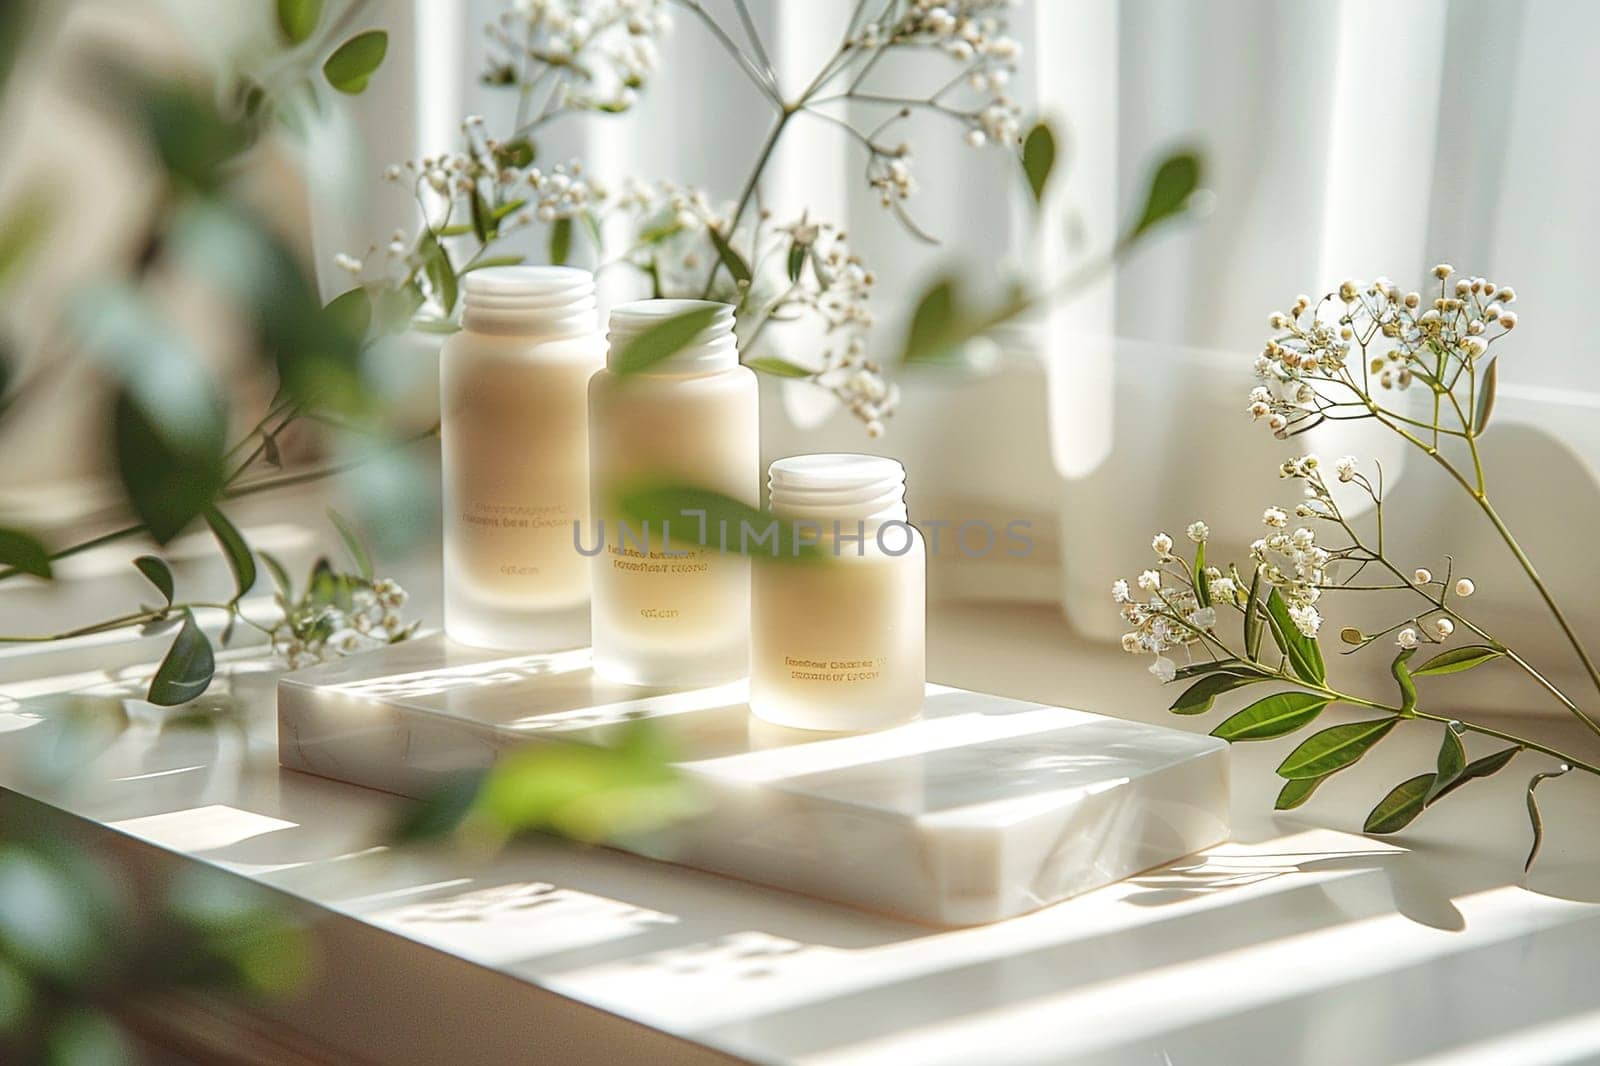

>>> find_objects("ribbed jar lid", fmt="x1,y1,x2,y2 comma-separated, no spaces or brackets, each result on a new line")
461,266,597,335
607,299,738,373
768,453,908,523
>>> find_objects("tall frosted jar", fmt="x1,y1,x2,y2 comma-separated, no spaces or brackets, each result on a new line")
440,266,605,651
750,454,925,731
588,300,759,687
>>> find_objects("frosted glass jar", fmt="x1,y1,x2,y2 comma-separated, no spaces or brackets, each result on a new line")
440,266,604,651
587,300,759,687
750,454,926,731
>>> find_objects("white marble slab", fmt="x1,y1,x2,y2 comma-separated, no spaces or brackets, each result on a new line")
277,634,1229,925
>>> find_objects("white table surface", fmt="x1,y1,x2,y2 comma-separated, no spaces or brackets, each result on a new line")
2,529,1599,1064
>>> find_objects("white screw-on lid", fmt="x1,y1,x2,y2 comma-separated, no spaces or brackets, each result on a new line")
461,266,597,335
767,453,908,523
607,299,738,373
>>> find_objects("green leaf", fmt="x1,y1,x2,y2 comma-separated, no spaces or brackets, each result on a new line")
1276,717,1396,780
612,304,724,376
460,255,527,273
420,231,458,315
744,356,812,378
1210,691,1331,742
258,549,294,601
1265,587,1326,684
1472,358,1498,435
1021,120,1057,205
324,286,371,343
495,138,535,169
133,555,174,605
306,557,353,611
147,610,215,706
203,505,256,602
1194,540,1210,608
618,484,822,561
1525,765,1570,872
1435,744,1520,804
1423,723,1468,806
705,223,751,284
1391,646,1418,714
1169,672,1270,715
373,280,424,334
786,243,806,284
470,190,493,244
1244,565,1265,660
1364,773,1435,833
112,390,226,544
901,277,959,364
1275,775,1326,810
0,187,53,286
548,216,573,266
490,198,528,223
276,0,321,43
327,508,372,580
1413,644,1504,677
0,527,50,579
1130,150,1202,238
322,30,388,94
1173,659,1252,681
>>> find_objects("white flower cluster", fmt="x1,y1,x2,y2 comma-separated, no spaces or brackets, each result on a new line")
852,1,1022,151
270,577,417,671
1113,539,1214,683
1250,266,1518,437
772,217,897,434
527,161,605,221
611,178,730,293
869,155,916,208
483,0,670,113
1246,456,1335,637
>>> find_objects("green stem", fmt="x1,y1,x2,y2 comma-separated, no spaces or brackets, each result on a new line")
1412,710,1600,777
1366,402,1600,705
0,602,235,644
700,111,791,298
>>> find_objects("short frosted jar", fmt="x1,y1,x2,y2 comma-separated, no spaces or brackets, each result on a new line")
749,454,926,732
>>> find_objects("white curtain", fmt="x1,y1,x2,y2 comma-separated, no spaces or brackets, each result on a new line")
309,0,1600,687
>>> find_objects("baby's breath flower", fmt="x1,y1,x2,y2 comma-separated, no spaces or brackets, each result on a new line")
1152,532,1174,558
1397,628,1420,649
1262,507,1288,529
1335,456,1358,482
1137,569,1161,593
1455,578,1476,597
1111,578,1131,604
1288,604,1322,637
1434,617,1455,638
1414,568,1432,585
1187,521,1209,543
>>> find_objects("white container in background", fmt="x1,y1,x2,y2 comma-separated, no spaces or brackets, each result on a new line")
440,266,604,651
587,300,759,687
750,453,926,731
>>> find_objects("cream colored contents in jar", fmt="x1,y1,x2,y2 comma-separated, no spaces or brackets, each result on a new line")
441,266,605,651
750,454,926,732
587,300,759,687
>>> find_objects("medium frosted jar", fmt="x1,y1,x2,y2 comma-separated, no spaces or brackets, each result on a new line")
587,300,758,687
750,454,926,731
440,266,604,651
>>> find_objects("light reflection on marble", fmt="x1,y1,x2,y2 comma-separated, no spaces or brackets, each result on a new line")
279,634,1229,925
